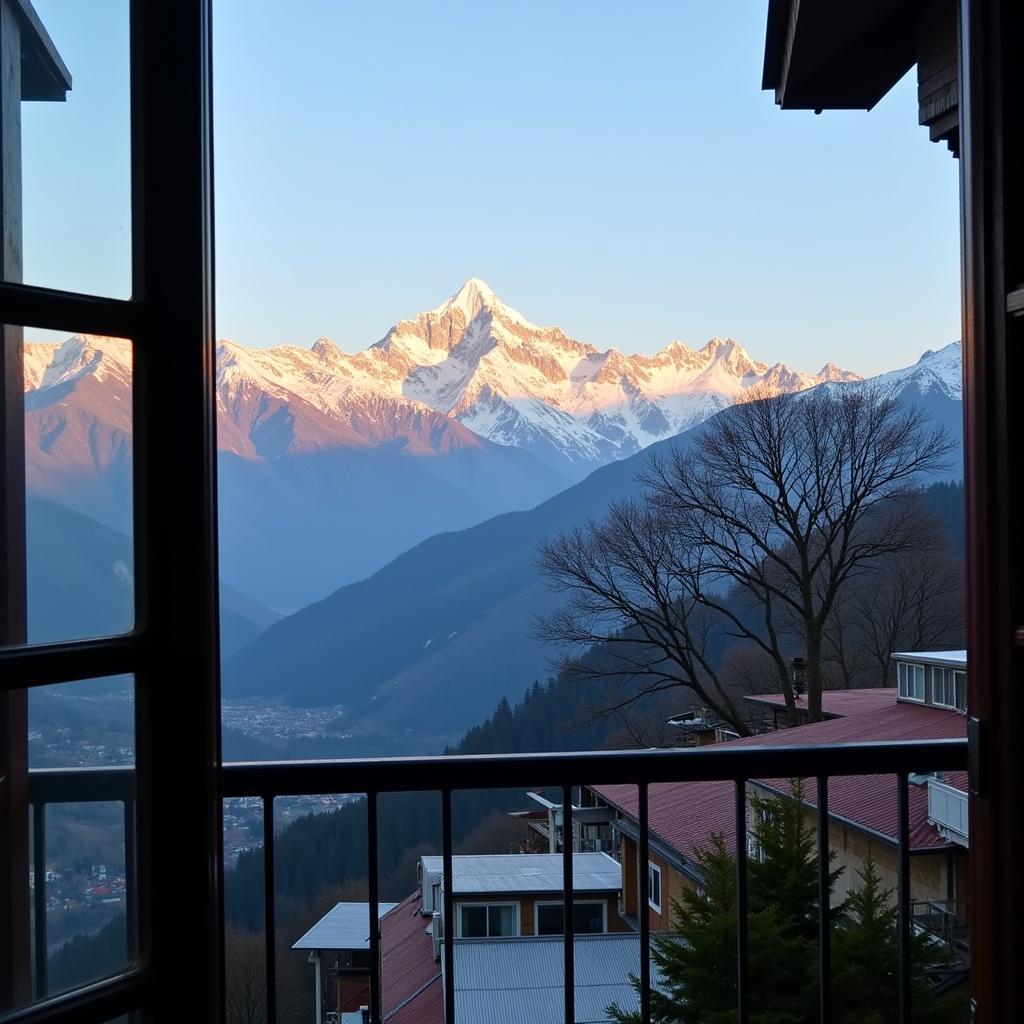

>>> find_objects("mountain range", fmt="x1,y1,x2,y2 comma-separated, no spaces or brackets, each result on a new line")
222,342,964,748
24,280,855,609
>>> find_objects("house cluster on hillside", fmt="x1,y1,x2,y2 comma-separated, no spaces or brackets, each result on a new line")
295,651,969,1024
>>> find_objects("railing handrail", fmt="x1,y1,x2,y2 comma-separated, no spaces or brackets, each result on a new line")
27,765,135,804
928,775,969,797
220,738,967,797
26,738,968,802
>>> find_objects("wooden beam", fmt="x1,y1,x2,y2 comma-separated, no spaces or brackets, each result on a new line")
11,0,70,101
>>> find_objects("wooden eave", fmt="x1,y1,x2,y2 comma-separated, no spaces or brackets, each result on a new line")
14,0,71,101
763,0,918,111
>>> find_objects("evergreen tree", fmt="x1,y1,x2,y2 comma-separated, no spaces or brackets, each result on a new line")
832,854,965,1024
748,780,844,943
610,798,967,1024
609,783,834,1023
609,835,812,1024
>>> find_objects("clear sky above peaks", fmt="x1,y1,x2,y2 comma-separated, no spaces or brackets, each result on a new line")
24,1,960,377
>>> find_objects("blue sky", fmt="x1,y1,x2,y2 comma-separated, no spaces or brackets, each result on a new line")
23,1,960,376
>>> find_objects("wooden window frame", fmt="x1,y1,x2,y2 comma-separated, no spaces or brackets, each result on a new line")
0,2,222,1023
455,901,520,939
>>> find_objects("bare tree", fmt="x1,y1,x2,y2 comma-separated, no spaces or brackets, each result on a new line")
225,926,267,1024
537,499,753,733
538,387,954,729
823,510,964,686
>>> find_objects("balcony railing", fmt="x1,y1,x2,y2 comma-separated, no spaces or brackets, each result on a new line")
26,737,967,1024
911,899,970,953
927,776,969,846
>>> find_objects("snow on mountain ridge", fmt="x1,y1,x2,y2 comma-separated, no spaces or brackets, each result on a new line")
28,282,928,478
866,341,962,400
31,335,132,394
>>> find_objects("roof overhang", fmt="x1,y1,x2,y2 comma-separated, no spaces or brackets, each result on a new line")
13,0,72,101
763,0,918,111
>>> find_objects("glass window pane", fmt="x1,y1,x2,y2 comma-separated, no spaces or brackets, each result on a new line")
488,904,516,937
575,902,605,934
648,864,661,910
16,329,135,646
18,0,132,298
460,906,486,938
0,676,138,1011
536,904,562,936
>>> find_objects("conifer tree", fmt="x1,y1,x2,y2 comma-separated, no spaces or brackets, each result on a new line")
832,854,965,1024
609,784,833,1023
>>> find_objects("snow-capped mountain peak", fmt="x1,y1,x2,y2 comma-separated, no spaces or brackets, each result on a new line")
866,340,962,400
33,335,132,393
429,277,499,322
22,285,869,482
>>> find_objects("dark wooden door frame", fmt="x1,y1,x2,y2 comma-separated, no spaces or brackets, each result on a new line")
960,0,1024,1020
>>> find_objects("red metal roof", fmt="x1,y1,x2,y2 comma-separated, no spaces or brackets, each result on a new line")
594,698,966,861
380,889,442,1024
745,688,899,718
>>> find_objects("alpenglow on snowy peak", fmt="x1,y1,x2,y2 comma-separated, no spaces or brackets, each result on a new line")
315,277,862,475
24,281,863,479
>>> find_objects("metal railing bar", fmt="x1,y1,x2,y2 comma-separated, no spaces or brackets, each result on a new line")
817,775,831,1024
263,797,277,1024
561,784,574,1024
31,804,46,1000
0,282,142,340
221,739,967,798
0,967,150,1024
367,792,381,1024
28,766,135,804
897,772,911,1024
638,782,651,1024
0,635,140,691
441,790,455,1024
735,779,749,1024
123,798,136,961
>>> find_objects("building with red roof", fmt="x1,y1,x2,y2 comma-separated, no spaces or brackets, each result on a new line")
588,651,969,943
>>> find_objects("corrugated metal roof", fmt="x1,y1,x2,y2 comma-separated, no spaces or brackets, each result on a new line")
381,890,442,1024
292,901,399,950
745,688,898,717
594,697,966,861
420,853,621,894
891,650,967,667
453,934,658,1024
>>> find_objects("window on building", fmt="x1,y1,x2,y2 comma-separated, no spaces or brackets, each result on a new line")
933,667,965,710
457,902,519,938
897,662,925,701
535,900,607,935
648,863,662,912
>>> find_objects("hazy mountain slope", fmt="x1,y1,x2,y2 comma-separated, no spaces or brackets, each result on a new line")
22,334,565,608
223,343,963,742
26,498,134,644
25,498,276,656
216,440,563,608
